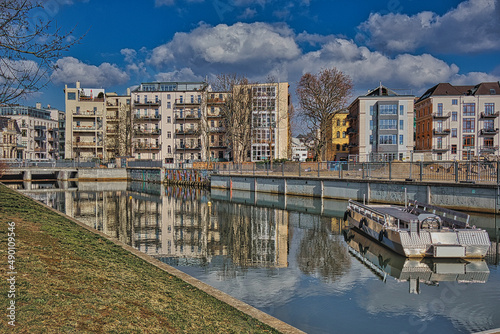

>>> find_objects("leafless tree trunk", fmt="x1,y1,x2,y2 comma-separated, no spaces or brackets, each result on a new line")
0,0,79,104
296,68,353,161
211,73,254,163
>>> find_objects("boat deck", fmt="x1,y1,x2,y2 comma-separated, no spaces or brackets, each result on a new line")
372,206,417,224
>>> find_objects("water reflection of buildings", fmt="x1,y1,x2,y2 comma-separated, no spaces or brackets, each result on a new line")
38,182,289,271
344,228,490,294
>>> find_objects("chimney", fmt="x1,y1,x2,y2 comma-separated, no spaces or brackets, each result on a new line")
36,102,42,109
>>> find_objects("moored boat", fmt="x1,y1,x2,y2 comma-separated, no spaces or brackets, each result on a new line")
344,200,490,258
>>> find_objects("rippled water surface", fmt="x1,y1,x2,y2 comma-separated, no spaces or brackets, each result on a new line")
21,181,500,334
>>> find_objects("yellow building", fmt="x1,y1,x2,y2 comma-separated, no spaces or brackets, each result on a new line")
325,110,349,161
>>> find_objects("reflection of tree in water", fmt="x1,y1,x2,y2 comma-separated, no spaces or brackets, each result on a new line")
297,216,351,283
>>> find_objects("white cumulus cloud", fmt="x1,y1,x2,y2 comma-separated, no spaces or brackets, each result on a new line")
51,57,129,87
357,0,500,54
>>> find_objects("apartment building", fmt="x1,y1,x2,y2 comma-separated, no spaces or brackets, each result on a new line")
324,110,349,161
415,82,500,160
105,92,131,160
64,82,106,160
0,104,59,160
347,85,415,162
0,117,21,159
291,137,308,162
131,82,208,163
206,92,229,161
249,82,290,162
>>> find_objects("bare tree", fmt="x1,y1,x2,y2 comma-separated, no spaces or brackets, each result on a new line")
211,74,254,163
0,0,79,104
296,68,353,161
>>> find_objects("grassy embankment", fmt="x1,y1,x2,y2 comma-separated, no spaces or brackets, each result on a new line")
0,184,280,333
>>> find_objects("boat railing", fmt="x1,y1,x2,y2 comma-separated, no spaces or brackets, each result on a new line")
348,200,390,226
407,201,470,229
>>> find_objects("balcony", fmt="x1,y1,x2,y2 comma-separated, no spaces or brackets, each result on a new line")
106,115,119,121
480,128,499,136
432,145,449,152
134,128,161,136
79,96,104,102
34,147,46,152
432,128,450,136
175,128,198,136
210,143,227,149
133,114,161,121
175,98,201,106
73,141,97,147
73,125,96,131
207,113,223,118
133,100,161,107
480,111,499,119
73,110,100,117
134,143,161,150
207,98,225,104
432,112,451,119
480,145,499,153
175,145,201,151
209,126,226,133
34,135,46,141
175,113,200,120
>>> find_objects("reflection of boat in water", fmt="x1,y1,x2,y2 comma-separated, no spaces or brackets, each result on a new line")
345,200,490,258
343,228,490,294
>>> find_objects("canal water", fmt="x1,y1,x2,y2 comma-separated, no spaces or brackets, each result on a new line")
20,181,500,334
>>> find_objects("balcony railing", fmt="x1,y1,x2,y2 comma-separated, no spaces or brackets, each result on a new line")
480,128,499,135
175,128,198,135
73,110,100,117
480,111,499,118
175,145,201,151
106,115,119,121
433,129,450,136
479,145,499,153
134,143,161,150
175,113,201,120
73,141,98,147
133,114,161,121
175,98,201,106
210,143,227,148
73,126,96,131
209,126,226,133
207,98,225,104
133,100,161,107
134,128,161,135
432,112,451,119
79,96,104,102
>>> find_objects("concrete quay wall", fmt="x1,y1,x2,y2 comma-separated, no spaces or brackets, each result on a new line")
211,175,498,213
78,168,128,181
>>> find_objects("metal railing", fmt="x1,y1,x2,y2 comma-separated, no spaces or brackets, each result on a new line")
213,160,500,184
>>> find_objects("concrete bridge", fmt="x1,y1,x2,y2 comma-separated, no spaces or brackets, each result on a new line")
1,167,128,182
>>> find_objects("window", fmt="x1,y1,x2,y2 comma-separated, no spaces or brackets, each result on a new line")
463,135,475,148
485,103,495,115
437,103,443,115
452,99,458,105
67,92,76,100
379,135,396,144
399,134,404,145
452,112,458,121
379,104,397,115
437,153,442,160
484,119,494,130
437,136,443,149
370,120,373,130
167,102,171,109
342,131,346,138
337,119,340,126
451,128,457,137
399,105,404,115
451,144,457,154
167,131,171,139
463,103,475,116
379,119,397,130
370,105,374,116
336,144,340,150
336,131,340,138
484,138,494,147
399,120,404,130
369,135,373,144
167,116,171,123
463,119,475,133
167,94,171,99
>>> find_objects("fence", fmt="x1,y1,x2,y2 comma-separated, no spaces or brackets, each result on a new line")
1,159,100,168
213,161,500,184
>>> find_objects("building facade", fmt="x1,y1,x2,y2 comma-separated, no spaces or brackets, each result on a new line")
415,82,500,160
0,117,21,159
0,104,59,160
105,92,131,160
324,110,349,161
347,85,415,162
64,82,106,160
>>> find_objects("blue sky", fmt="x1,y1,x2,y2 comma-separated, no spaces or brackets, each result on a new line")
25,0,500,111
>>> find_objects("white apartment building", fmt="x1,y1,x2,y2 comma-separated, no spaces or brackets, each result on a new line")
0,104,59,160
347,85,415,162
416,82,500,160
291,137,308,161
131,82,208,163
